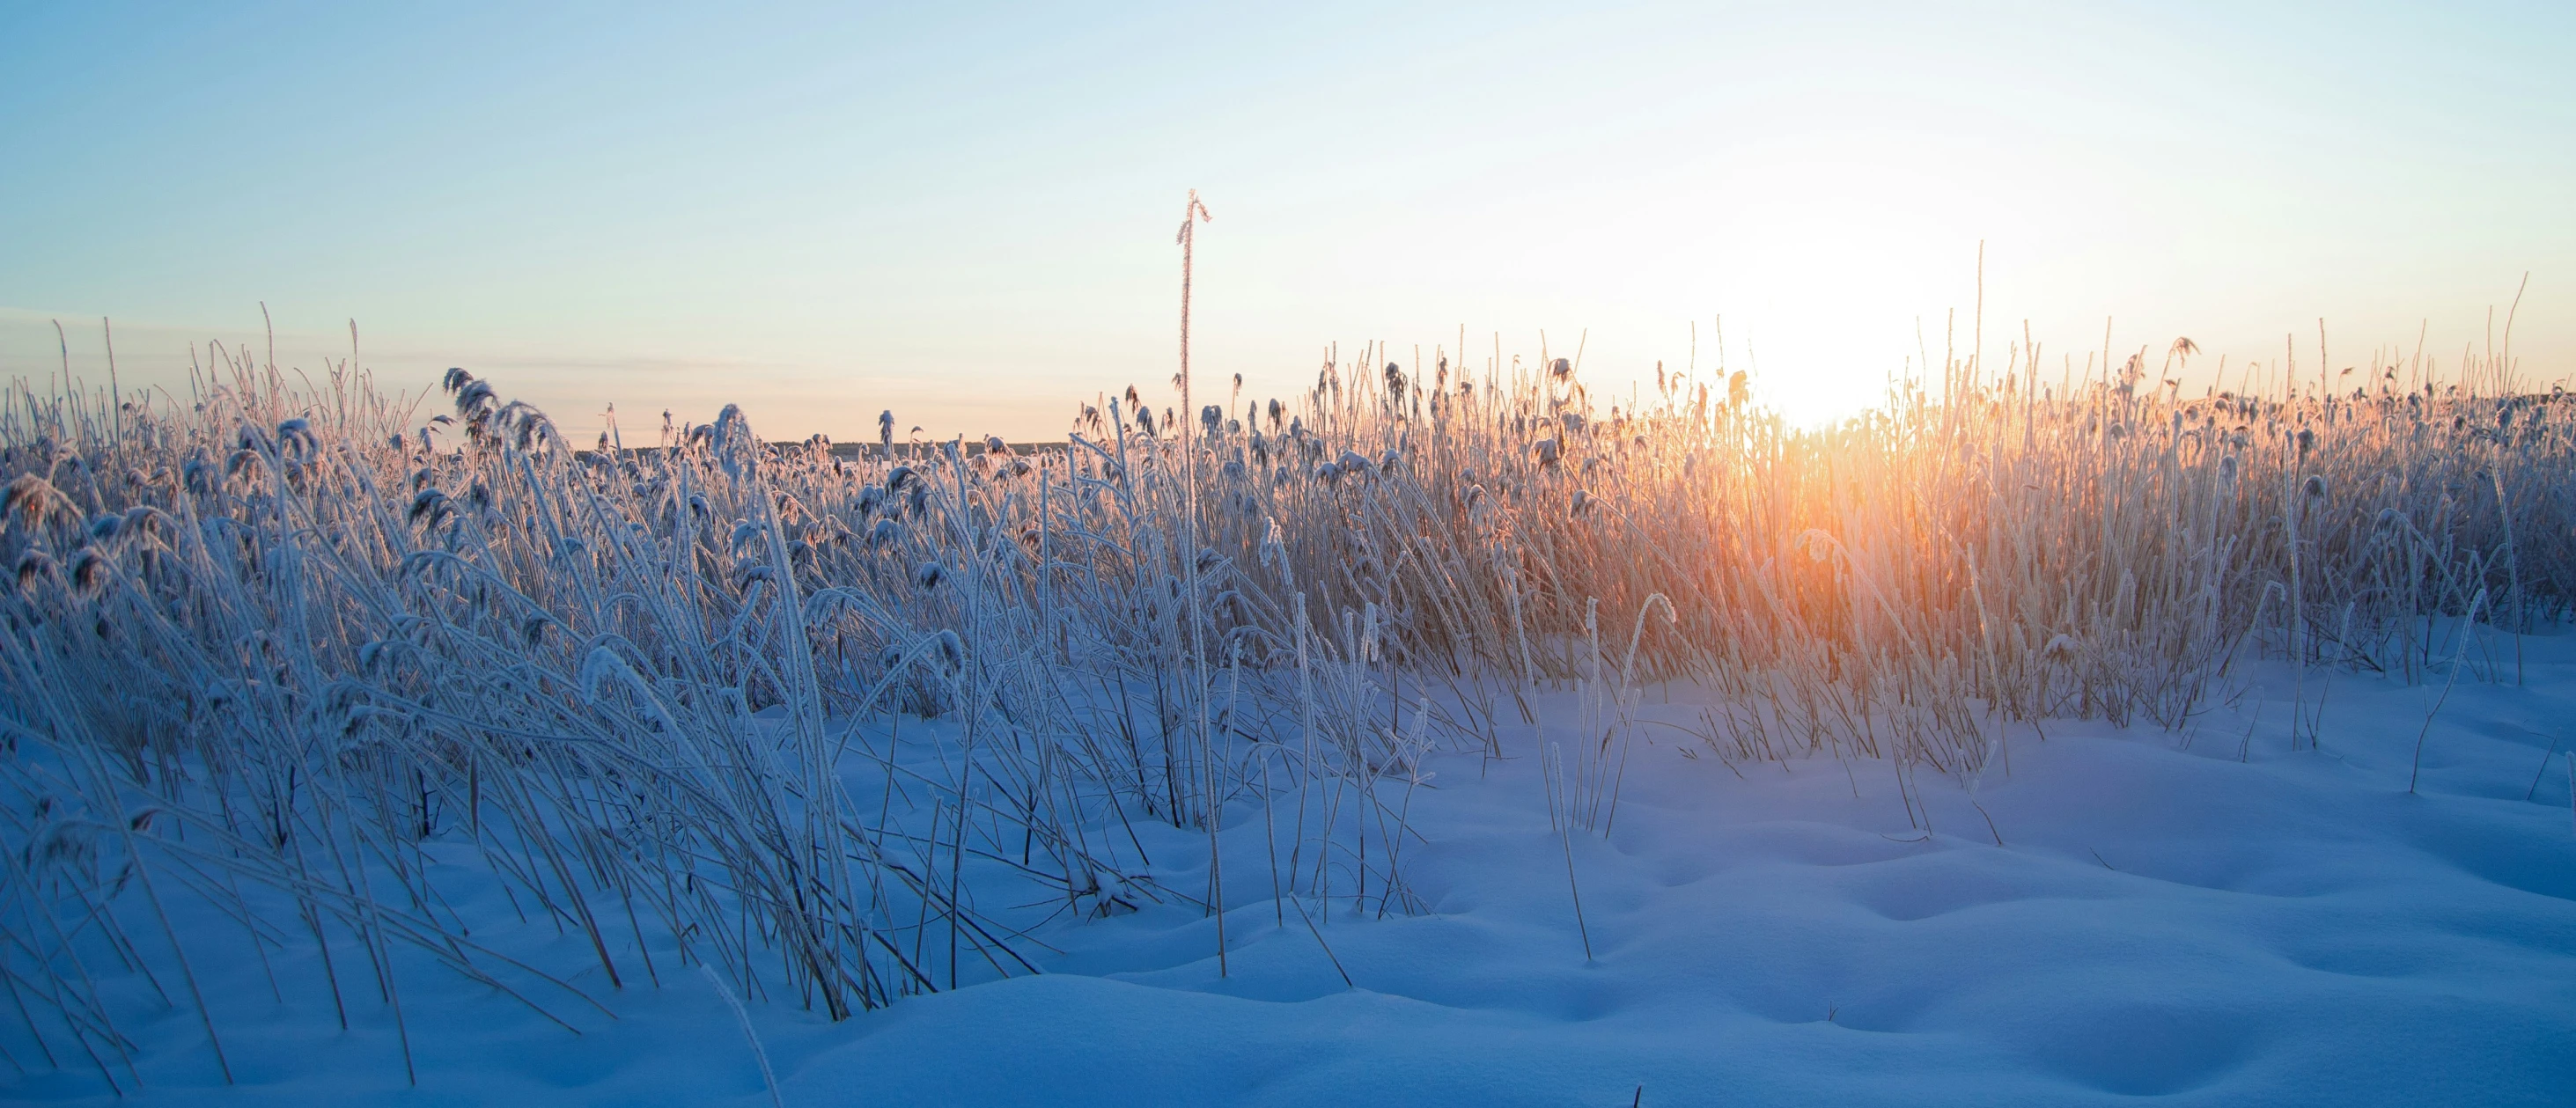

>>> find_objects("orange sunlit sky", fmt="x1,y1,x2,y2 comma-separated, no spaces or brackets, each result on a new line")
4,3,2570,439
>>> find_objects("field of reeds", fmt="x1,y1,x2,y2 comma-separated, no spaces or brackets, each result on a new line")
1,319,2567,1091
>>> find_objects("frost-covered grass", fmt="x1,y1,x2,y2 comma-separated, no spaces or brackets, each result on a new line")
0,321,2570,1102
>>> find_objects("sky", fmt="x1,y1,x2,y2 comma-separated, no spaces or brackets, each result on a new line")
3,1,2570,439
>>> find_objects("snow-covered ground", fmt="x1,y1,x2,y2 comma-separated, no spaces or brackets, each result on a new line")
12,636,2576,1106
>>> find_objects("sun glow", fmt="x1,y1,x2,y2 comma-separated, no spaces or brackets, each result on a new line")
9,7,2563,444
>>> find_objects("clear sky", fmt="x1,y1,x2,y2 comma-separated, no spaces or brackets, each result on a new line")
4,1,2570,438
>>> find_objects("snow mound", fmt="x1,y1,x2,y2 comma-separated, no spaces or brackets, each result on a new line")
12,645,2575,1107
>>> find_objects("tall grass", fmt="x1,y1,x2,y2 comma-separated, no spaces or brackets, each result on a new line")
0,304,2565,1089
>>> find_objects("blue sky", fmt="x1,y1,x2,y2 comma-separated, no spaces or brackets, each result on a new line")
4,1,2570,437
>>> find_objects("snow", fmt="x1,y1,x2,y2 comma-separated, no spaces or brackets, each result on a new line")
11,636,2575,1106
